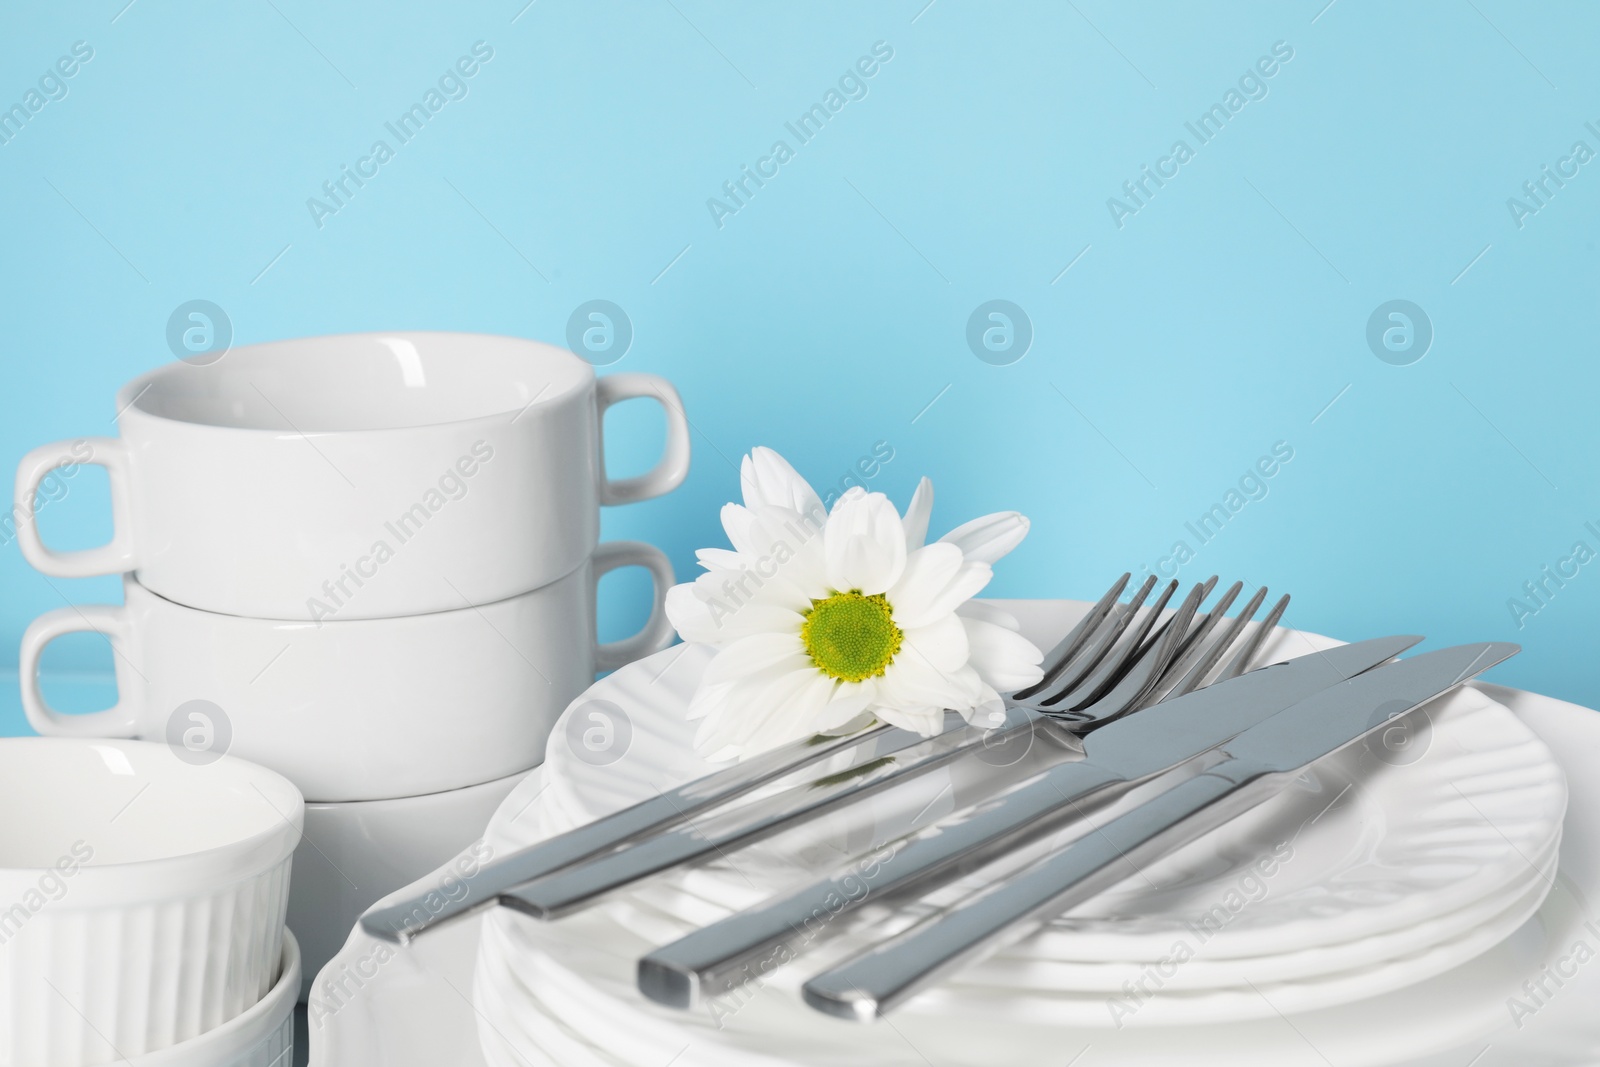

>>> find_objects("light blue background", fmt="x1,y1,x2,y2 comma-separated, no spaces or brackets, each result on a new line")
2,0,1596,735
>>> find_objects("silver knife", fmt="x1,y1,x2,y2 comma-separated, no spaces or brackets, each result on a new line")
635,634,1422,1008
801,641,1518,1021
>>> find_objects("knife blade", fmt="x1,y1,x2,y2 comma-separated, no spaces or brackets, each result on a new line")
634,633,1422,1008
801,641,1518,1021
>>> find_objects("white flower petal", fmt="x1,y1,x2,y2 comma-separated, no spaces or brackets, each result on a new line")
822,708,879,738
695,547,745,571
938,511,1030,565
902,477,933,553
722,501,796,551
744,506,830,600
888,543,964,627
701,631,811,688
962,616,1045,692
746,505,830,601
955,600,1021,630
872,703,947,738
830,485,866,512
715,603,807,642
824,491,907,595
685,565,809,618
892,558,993,631
693,667,816,755
815,679,878,734
741,447,825,519
706,505,828,612
878,655,978,711
740,671,838,754
683,678,736,722
901,613,970,672
719,504,760,557
958,683,1009,729
665,583,722,644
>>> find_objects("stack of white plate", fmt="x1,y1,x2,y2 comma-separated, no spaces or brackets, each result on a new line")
469,608,1568,1067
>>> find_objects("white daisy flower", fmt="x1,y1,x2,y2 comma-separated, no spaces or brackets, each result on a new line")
665,447,1045,761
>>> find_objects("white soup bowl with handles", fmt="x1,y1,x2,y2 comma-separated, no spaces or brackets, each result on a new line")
19,542,677,803
12,331,690,621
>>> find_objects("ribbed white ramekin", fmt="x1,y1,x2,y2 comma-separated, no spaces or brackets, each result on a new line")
0,738,302,1066
124,929,300,1067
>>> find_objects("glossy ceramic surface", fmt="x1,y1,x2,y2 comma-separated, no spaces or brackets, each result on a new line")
12,332,690,620
19,544,673,802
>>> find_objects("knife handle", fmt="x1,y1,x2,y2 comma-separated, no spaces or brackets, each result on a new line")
801,761,1278,1021
636,761,1127,1009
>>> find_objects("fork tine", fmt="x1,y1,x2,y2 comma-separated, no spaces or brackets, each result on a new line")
1136,575,1219,664
1132,579,1241,703
1024,575,1160,706
1148,579,1244,690
1213,593,1291,682
1011,573,1130,702
1107,579,1216,697
1162,577,1231,662
1040,578,1181,711
1149,583,1265,704
1052,577,1212,719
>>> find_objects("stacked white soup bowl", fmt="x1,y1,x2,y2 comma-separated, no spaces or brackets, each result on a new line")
13,332,688,1004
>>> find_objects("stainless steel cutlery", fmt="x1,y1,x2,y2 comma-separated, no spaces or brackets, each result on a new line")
358,574,1517,1025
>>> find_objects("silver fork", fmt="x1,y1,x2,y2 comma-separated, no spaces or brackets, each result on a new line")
362,576,1281,942
492,577,1286,920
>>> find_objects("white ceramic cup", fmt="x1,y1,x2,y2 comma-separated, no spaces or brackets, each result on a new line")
12,331,690,621
19,542,676,803
0,737,302,1067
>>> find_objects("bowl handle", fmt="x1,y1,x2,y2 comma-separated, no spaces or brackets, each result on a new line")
594,375,691,505
13,437,136,577
20,604,141,737
592,541,677,673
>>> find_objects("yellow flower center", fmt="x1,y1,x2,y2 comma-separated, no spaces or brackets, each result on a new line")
801,591,903,683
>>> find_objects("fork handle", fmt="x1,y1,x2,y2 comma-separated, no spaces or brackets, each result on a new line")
360,720,895,941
